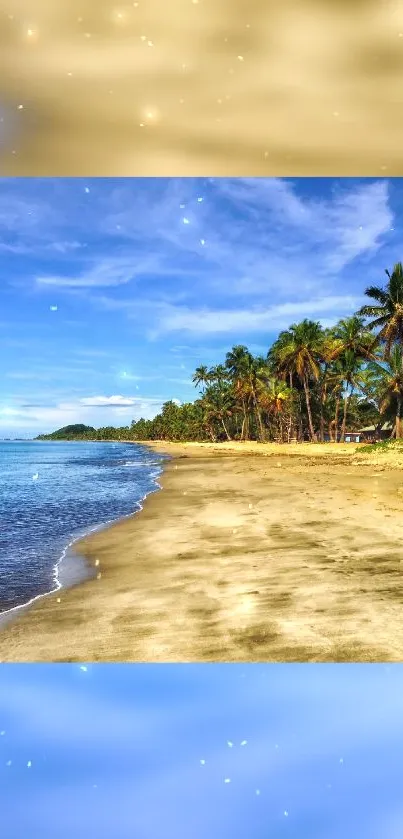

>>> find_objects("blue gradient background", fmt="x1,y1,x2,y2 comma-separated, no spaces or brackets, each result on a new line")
0,664,402,838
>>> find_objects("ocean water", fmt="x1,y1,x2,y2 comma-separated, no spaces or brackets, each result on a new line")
1,663,403,839
0,441,169,616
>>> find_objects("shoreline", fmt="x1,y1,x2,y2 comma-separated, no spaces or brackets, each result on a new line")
2,441,403,661
0,441,167,628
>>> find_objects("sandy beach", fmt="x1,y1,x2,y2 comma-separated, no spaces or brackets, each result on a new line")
2,440,403,662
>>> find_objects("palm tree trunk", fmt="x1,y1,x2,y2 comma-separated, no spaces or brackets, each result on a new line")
341,396,349,442
254,400,265,441
241,412,247,441
334,396,340,443
298,412,303,442
396,395,403,439
207,425,216,442
288,372,294,440
319,371,327,443
303,374,317,442
221,418,231,440
340,388,352,443
319,410,325,443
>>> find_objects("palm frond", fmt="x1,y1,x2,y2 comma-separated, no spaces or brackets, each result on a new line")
363,286,389,305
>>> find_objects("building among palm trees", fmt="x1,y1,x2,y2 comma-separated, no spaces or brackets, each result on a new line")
322,430,362,442
354,423,393,442
322,423,392,443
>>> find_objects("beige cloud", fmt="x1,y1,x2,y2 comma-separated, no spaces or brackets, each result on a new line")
1,0,402,175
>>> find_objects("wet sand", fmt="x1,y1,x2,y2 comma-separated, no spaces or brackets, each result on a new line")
1,441,403,662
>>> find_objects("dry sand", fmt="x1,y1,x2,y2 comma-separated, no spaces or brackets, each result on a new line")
2,440,403,662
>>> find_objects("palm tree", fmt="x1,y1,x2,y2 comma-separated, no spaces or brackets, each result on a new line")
368,345,403,439
247,356,272,441
225,345,254,440
270,320,325,442
258,378,294,442
357,263,403,358
329,315,379,363
331,350,367,442
327,315,380,441
202,385,233,440
209,364,228,389
192,365,211,394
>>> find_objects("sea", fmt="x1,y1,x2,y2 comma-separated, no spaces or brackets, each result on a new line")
0,440,170,617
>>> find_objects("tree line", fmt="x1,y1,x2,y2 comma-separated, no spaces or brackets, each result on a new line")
37,264,403,444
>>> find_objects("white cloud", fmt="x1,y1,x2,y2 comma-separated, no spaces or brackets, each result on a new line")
36,257,141,288
6,177,389,302
0,395,166,434
79,395,137,407
155,295,363,335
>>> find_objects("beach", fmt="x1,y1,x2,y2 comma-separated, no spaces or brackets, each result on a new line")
1,440,403,662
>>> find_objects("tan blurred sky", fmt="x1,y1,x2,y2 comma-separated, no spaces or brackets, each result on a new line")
1,0,403,174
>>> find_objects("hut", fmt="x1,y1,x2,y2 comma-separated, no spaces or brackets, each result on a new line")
355,423,393,443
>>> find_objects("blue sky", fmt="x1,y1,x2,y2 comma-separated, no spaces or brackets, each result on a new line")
1,663,403,839
0,176,399,435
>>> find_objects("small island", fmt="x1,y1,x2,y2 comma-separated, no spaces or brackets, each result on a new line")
36,424,97,441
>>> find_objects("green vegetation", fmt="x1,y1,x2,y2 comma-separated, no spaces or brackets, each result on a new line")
36,424,96,440
36,263,403,445
357,439,403,454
